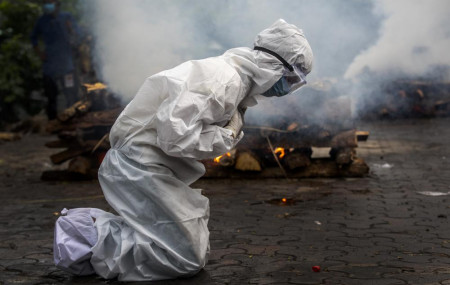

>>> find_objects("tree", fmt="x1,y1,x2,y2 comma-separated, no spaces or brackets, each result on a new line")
0,0,43,125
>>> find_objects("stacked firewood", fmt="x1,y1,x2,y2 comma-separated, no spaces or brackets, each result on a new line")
203,93,370,178
203,126,369,179
41,84,122,181
42,83,370,180
361,80,450,119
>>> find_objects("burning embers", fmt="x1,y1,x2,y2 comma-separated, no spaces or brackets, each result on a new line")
214,147,285,164
42,83,370,180
204,92,370,178
214,152,232,164
266,197,296,206
274,147,285,159
204,126,369,179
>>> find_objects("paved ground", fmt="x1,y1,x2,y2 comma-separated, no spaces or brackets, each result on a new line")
0,118,449,285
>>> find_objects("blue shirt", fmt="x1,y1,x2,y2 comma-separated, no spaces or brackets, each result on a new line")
31,12,80,77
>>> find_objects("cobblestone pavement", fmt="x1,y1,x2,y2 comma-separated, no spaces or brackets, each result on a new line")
0,118,449,285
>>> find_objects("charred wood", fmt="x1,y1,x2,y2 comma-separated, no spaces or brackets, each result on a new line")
330,147,356,165
50,147,91,165
203,157,369,178
356,131,370,142
46,108,122,133
330,130,357,148
57,100,92,122
283,148,312,170
68,156,93,175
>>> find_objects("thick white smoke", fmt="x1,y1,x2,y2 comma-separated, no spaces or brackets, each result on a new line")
84,1,198,99
83,0,379,101
345,0,450,80
84,0,450,122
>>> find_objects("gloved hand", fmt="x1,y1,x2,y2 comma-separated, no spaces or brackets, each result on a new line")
225,107,246,138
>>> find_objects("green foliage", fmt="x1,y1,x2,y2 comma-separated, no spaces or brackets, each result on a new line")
0,0,43,123
0,34,41,101
0,0,41,37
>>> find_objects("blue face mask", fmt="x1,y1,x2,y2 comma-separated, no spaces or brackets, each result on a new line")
43,3,56,14
262,76,290,97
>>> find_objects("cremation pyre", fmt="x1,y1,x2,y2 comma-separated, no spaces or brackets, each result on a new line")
202,85,370,178
42,82,370,180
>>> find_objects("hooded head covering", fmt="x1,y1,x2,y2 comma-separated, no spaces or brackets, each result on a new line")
254,19,313,75
223,19,313,106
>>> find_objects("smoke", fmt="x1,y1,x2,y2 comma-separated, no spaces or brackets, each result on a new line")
345,0,450,80
82,1,199,99
83,0,380,101
82,0,450,122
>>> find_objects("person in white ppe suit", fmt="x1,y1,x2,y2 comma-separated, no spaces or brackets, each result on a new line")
53,19,313,281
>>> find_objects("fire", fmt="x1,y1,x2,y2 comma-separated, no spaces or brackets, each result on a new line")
214,152,231,163
282,198,287,203
274,147,285,159
83,82,107,92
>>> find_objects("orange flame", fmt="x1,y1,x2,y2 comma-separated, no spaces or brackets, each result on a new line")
214,152,231,163
274,147,285,159
282,198,287,203
83,82,107,92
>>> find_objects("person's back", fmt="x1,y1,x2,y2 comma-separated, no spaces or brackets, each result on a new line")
109,56,245,163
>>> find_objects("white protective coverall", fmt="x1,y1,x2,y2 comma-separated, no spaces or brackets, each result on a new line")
53,19,313,281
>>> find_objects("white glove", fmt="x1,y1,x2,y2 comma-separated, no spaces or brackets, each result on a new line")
225,107,246,138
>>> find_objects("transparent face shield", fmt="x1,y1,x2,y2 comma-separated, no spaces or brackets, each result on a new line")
254,46,308,96
283,64,307,94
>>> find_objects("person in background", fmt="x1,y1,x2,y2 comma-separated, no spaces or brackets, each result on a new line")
31,0,81,120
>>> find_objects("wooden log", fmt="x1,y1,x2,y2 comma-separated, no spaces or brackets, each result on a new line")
292,157,368,177
50,147,91,164
45,119,63,134
330,147,356,165
0,132,21,141
72,108,122,129
241,124,358,149
356,131,370,142
214,150,235,167
435,99,450,115
45,139,78,148
234,151,262,172
46,108,122,133
283,148,312,170
202,157,369,178
68,156,92,175
57,100,92,122
330,130,357,148
347,158,370,176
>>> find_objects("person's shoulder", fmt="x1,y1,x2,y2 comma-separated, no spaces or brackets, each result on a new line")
191,56,240,84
